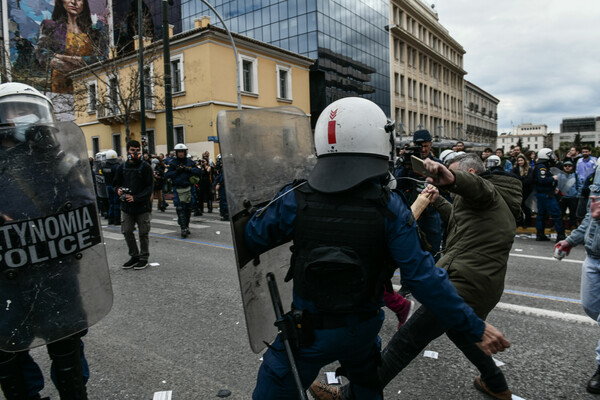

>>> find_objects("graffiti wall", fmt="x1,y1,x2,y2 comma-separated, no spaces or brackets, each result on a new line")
7,0,111,94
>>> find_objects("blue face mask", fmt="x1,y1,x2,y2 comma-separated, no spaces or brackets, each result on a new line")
11,113,40,142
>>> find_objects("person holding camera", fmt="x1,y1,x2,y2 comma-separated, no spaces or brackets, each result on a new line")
165,143,201,237
114,140,154,270
394,129,443,262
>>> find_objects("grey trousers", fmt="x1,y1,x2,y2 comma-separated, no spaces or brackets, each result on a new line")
121,211,151,261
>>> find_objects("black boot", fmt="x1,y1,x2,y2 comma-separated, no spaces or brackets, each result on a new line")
536,230,550,241
0,353,29,400
185,208,192,235
47,338,87,400
556,232,567,242
588,365,600,394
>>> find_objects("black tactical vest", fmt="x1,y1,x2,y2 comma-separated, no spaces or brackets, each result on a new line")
290,181,395,313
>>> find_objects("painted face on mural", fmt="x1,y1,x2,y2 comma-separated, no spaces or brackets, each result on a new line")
63,0,84,17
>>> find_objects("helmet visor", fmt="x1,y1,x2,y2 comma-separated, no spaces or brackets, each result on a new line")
0,95,55,127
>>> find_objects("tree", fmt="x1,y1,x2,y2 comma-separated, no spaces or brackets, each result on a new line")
574,132,582,148
70,11,166,144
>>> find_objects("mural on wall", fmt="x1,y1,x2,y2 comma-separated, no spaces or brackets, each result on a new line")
7,0,111,94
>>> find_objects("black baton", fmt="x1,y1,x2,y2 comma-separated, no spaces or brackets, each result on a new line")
266,272,308,400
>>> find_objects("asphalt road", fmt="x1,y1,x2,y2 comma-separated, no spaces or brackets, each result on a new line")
27,206,600,400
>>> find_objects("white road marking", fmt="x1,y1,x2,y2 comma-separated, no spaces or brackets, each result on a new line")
495,302,596,326
150,227,176,235
102,231,124,241
152,219,209,230
509,253,584,264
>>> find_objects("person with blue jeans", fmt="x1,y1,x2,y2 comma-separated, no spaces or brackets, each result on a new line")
557,196,600,394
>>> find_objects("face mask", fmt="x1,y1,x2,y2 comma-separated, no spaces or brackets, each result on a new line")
11,114,40,143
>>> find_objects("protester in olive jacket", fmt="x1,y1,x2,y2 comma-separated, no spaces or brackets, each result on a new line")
334,153,522,400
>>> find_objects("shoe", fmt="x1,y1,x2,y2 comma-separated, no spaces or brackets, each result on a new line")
122,257,139,269
587,365,600,394
194,210,201,216
220,215,229,221
133,260,148,270
474,376,512,400
536,234,550,241
556,233,567,242
396,300,415,329
309,381,344,400
181,228,189,238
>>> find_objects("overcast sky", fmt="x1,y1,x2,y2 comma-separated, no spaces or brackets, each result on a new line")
431,0,600,134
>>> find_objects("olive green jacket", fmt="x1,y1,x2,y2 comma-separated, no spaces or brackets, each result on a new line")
433,170,522,319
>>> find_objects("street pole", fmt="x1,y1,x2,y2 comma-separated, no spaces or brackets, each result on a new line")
138,0,146,138
163,0,174,152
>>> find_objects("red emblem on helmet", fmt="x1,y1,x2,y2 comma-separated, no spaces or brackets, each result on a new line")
328,109,338,144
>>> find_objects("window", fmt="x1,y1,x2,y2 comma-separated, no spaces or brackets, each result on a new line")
146,129,155,154
87,81,97,113
171,54,184,93
92,137,100,155
393,38,399,60
394,73,399,94
240,55,258,94
276,65,292,100
112,133,121,156
173,125,185,145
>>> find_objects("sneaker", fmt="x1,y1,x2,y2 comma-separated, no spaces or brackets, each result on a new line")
474,376,512,400
587,365,600,394
122,257,139,269
309,381,344,400
133,260,148,270
398,285,411,298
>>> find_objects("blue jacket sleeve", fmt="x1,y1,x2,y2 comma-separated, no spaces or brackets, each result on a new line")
386,193,485,342
244,184,297,254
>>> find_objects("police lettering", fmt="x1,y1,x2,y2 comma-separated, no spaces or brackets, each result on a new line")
0,204,101,268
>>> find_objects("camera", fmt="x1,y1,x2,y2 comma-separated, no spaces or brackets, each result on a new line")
119,187,132,202
397,143,423,167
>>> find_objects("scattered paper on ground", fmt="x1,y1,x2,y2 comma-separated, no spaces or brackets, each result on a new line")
153,391,172,400
326,372,342,384
423,350,438,359
493,357,505,367
514,249,523,252
216,231,221,234
512,395,526,400
150,263,160,267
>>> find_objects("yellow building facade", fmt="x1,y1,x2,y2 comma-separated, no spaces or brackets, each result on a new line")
73,20,313,159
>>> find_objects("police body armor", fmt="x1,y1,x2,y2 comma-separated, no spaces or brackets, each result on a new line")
0,122,113,352
290,182,393,312
94,153,108,199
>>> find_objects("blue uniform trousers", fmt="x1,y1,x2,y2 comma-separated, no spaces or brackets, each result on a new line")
417,209,442,261
536,192,564,232
252,311,384,400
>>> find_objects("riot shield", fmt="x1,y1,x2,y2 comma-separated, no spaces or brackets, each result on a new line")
550,167,576,195
0,122,113,351
217,106,316,353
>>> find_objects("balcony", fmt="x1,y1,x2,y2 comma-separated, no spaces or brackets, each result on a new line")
97,99,156,125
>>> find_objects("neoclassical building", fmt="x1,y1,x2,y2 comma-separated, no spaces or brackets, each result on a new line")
388,0,466,143
464,80,499,146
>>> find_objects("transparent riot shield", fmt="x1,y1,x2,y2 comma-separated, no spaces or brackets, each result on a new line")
0,122,113,351
551,167,576,195
217,106,316,353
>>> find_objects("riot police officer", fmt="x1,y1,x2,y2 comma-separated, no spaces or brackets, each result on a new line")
241,98,510,399
165,143,201,237
0,82,112,399
534,148,566,242
103,149,121,225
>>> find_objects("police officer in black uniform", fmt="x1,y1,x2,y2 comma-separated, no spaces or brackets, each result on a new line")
534,148,566,242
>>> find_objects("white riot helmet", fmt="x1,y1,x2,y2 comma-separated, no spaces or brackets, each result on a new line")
440,149,455,164
105,149,118,160
0,82,56,144
311,97,394,193
174,143,188,157
537,148,556,162
486,155,501,169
